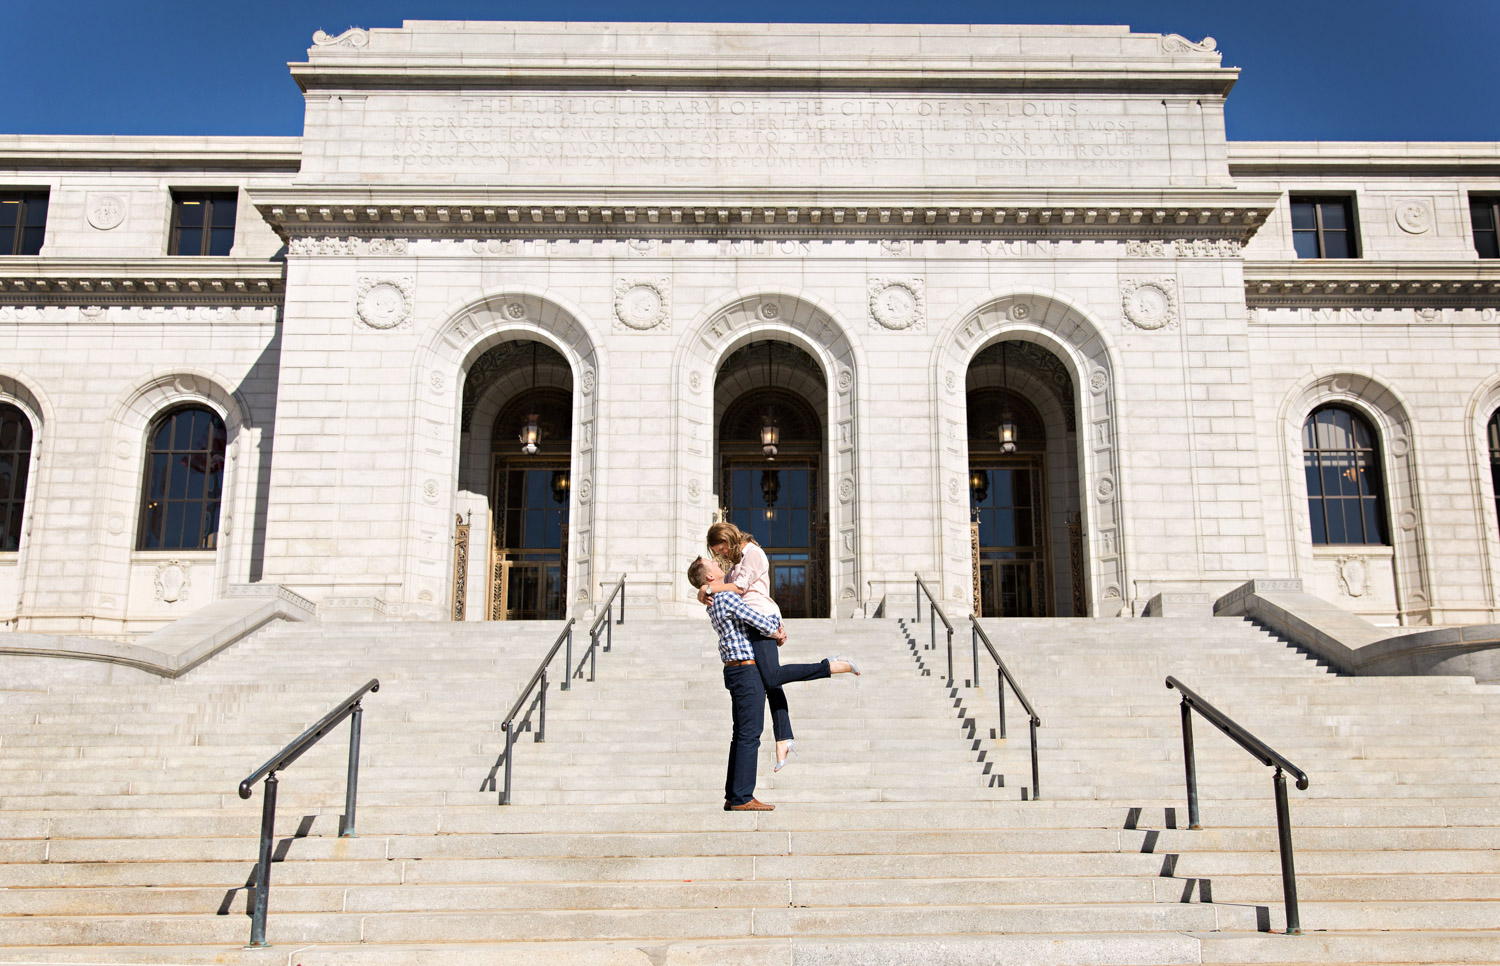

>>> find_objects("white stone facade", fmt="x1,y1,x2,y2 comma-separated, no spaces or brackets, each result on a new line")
0,22,1497,632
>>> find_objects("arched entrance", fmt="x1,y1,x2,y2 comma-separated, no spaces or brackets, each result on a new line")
714,341,829,618
463,340,574,620
965,339,1085,617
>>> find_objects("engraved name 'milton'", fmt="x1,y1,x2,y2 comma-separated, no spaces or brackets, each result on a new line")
386,95,1149,173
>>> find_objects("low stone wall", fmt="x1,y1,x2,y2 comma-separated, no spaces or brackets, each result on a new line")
1214,578,1500,683
0,583,315,679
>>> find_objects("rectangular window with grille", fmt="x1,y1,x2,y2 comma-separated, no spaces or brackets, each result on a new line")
0,191,48,256
169,191,238,256
1290,196,1358,259
1471,196,1500,259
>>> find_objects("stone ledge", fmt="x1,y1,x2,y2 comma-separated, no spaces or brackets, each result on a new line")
1214,578,1500,683
0,584,315,678
1142,592,1212,619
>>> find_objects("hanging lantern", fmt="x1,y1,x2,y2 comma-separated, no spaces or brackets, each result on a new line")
998,409,1018,454
550,470,570,503
518,412,541,455
760,409,780,460
969,468,989,503
760,468,780,508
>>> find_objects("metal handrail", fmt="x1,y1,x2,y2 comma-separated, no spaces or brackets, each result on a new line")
1166,676,1309,935
237,678,378,948
497,574,626,805
913,573,955,684
971,619,1042,799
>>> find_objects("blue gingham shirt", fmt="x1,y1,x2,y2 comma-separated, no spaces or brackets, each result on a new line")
707,590,782,663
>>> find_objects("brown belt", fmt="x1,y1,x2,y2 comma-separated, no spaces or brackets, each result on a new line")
724,659,757,668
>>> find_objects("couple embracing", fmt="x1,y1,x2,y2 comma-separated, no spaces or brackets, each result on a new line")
687,522,859,812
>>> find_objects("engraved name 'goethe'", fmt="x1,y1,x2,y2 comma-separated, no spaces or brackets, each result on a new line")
387,94,1148,173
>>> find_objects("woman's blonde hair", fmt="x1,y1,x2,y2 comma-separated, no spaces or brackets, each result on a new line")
706,521,753,565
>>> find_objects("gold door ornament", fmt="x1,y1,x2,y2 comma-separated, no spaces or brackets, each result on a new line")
452,512,470,621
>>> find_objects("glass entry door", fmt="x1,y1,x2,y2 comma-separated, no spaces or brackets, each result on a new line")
488,459,569,620
720,460,825,618
970,459,1049,618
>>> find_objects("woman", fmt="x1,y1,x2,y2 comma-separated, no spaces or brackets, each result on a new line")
701,521,859,770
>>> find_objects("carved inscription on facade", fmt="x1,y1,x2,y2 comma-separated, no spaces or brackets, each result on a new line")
367,94,1156,182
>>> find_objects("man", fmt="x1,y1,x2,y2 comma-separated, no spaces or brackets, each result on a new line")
687,555,786,811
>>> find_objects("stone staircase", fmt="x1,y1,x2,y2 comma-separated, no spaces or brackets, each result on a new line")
0,611,1498,964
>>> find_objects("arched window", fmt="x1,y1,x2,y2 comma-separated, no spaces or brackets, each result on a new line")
1488,410,1500,537
0,404,33,552
1303,405,1387,545
138,406,226,551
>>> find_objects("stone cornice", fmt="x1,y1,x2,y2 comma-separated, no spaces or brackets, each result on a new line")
1229,142,1500,177
1245,259,1500,307
0,258,285,306
0,136,301,172
252,188,1279,243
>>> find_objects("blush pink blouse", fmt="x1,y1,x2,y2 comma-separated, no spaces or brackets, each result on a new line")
727,541,781,619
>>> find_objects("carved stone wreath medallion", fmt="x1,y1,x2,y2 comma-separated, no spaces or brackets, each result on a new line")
613,277,671,331
1394,200,1432,235
868,277,925,331
86,194,126,231
1120,277,1178,331
356,276,414,330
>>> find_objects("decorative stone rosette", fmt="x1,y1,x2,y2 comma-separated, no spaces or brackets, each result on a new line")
1394,200,1432,234
356,276,414,330
868,277,926,331
1120,277,1178,331
613,277,671,331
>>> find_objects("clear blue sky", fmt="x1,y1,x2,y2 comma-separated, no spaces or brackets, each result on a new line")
7,0,1496,141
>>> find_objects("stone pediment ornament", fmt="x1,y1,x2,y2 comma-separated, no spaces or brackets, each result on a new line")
313,27,369,48
355,276,414,330
1161,34,1217,53
868,277,925,331
613,277,671,331
1120,277,1178,331
1336,555,1369,598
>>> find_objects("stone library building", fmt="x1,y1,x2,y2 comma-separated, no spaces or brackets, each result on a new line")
8,19,1500,965
1,19,1497,637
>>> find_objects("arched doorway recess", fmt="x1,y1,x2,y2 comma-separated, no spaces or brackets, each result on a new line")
715,341,829,617
932,291,1124,617
965,340,1084,617
462,339,574,620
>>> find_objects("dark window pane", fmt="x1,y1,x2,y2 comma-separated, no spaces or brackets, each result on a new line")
1473,201,1496,230
175,227,202,256
176,201,205,227
208,227,234,256
0,201,16,232
1477,231,1499,260
1322,232,1351,259
1309,500,1327,544
1363,500,1384,545
1290,202,1317,230
23,195,47,227
1293,231,1321,259
1318,202,1347,230
210,194,237,227
1324,500,1348,544
1305,458,1322,497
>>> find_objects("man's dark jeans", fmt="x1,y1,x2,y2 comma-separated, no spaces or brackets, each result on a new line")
722,663,766,806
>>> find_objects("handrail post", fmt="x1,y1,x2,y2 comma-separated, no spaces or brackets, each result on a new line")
945,623,954,685
1028,716,1040,800
246,773,277,947
341,703,363,838
1179,698,1201,830
929,602,936,652
499,723,513,805
1274,767,1302,935
590,631,597,682
997,668,1008,739
970,621,979,686
618,578,625,623
915,576,920,622
562,623,572,691
537,670,548,742
606,600,613,652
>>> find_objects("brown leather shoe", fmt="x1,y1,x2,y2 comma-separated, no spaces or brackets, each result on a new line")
724,798,774,811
